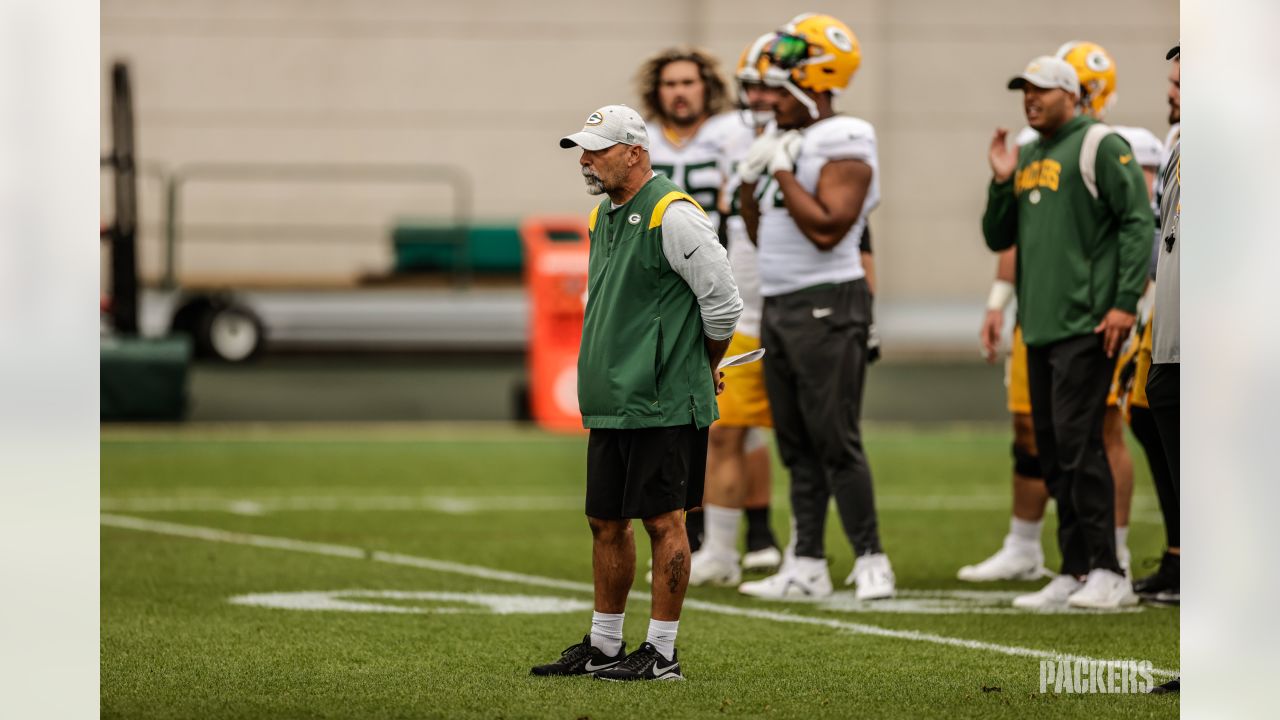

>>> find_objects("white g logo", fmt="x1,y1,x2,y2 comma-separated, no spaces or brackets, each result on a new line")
826,26,854,53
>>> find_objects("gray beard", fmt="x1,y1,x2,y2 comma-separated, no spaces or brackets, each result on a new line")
582,168,606,195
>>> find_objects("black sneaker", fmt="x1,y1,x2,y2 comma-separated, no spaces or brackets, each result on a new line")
1133,551,1179,605
593,642,683,682
530,635,626,677
1149,677,1180,694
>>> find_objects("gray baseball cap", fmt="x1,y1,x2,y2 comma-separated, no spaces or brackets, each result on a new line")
1007,56,1080,94
559,104,650,151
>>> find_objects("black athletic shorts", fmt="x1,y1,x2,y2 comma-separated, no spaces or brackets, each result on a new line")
585,424,708,520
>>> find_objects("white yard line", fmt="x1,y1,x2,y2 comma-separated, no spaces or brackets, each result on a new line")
101,513,1178,678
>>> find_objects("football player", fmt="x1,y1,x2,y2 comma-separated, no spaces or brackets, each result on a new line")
686,32,785,588
635,45,783,573
736,14,894,601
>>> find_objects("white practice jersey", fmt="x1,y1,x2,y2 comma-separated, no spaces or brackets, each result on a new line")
647,113,754,226
1015,124,1163,168
724,217,762,337
756,115,879,298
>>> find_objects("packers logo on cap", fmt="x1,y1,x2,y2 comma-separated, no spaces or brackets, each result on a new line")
585,111,604,126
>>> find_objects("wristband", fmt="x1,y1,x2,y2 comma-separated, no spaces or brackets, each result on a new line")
986,280,1014,311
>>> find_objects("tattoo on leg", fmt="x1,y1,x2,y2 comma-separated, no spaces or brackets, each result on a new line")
666,551,685,594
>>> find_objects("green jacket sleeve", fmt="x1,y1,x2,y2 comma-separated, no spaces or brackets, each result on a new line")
982,178,1017,252
1095,133,1155,313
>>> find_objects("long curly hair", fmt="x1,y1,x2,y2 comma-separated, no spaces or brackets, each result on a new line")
635,46,729,121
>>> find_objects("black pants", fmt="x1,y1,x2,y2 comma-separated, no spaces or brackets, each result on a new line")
1025,334,1120,575
1129,405,1179,548
762,279,882,558
1145,363,1180,505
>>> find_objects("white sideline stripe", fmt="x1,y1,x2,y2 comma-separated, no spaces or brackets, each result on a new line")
101,513,1177,678
98,494,1166,524
99,496,583,516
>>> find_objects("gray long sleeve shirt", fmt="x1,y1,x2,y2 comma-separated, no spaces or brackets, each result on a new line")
1152,139,1180,364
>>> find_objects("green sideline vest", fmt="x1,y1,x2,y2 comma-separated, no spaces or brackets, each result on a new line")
577,173,718,430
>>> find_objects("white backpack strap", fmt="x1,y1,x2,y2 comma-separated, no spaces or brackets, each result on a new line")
1079,123,1114,199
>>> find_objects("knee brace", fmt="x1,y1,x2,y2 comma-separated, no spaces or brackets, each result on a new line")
744,427,769,453
1012,443,1043,479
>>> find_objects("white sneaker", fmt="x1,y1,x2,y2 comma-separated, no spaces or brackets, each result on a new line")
741,546,783,573
1067,568,1139,609
688,549,742,587
738,558,832,600
957,536,1047,582
1012,575,1084,610
845,553,896,600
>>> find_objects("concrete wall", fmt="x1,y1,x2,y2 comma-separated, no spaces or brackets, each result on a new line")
103,0,1178,298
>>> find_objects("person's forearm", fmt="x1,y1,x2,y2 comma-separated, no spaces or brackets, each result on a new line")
739,183,760,244
705,335,732,372
775,172,852,250
982,179,1017,252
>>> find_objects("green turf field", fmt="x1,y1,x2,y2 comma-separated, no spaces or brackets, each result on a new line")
101,423,1179,719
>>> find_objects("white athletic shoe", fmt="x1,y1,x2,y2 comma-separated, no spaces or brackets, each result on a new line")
738,559,832,600
1067,568,1140,609
688,549,742,587
741,546,783,573
845,553,896,600
957,536,1047,582
1012,575,1084,610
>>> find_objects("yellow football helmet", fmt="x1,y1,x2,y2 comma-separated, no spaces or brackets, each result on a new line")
1056,41,1118,117
736,32,776,85
765,13,862,95
736,32,778,126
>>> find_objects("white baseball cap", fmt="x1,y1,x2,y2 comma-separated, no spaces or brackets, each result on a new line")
559,104,650,151
1007,56,1080,94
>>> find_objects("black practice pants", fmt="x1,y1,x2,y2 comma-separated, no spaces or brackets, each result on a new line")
762,279,882,559
1025,333,1121,576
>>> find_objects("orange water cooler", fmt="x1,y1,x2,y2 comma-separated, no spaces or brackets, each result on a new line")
520,216,591,432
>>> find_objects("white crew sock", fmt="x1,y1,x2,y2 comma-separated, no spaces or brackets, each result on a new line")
1009,516,1042,545
645,618,679,661
590,611,624,656
1115,526,1131,570
701,504,742,558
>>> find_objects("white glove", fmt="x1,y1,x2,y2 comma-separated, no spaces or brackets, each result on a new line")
767,130,803,177
736,131,782,184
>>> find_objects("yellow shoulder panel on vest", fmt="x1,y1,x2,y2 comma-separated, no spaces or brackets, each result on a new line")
649,191,706,229
588,204,601,232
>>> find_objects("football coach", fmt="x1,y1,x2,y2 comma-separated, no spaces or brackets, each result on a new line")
530,104,741,682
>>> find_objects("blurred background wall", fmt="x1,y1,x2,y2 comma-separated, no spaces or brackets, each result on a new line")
102,0,1178,300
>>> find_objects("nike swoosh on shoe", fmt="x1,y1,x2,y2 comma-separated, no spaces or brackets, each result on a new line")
584,659,618,672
